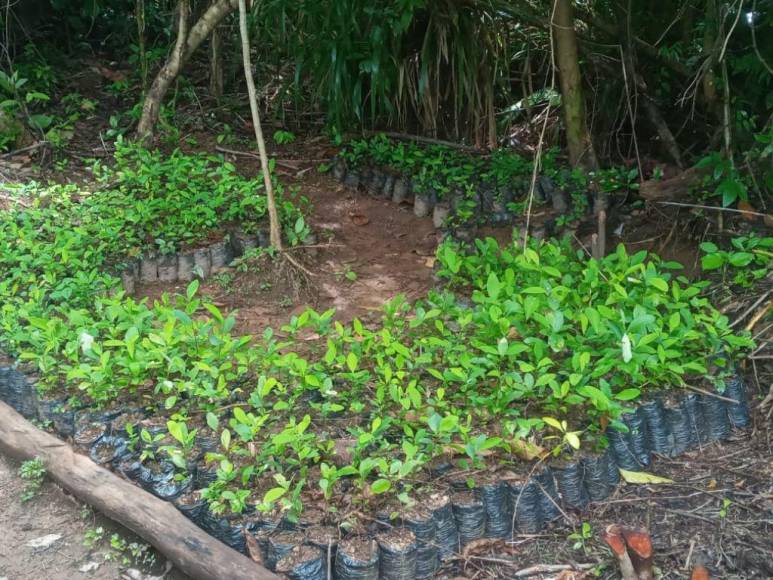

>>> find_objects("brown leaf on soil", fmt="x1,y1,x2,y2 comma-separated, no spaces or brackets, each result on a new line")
737,200,756,222
510,439,548,461
424,257,436,268
691,564,710,580
557,571,590,580
349,211,370,226
331,438,357,466
244,530,264,565
94,65,128,82
461,538,511,557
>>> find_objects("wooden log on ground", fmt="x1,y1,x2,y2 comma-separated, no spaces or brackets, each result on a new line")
639,166,708,201
0,400,278,580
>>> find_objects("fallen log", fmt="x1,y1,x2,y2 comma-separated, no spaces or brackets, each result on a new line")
0,400,278,580
639,166,708,201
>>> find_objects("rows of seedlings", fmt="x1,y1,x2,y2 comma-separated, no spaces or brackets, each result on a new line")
0,353,752,579
119,224,270,294
0,141,756,577
1,208,756,577
330,134,641,234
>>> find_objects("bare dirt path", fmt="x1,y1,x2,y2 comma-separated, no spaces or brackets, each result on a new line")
0,453,185,580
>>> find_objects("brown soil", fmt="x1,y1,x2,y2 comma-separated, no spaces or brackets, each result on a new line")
377,527,416,551
134,170,438,336
275,545,323,573
338,536,379,562
0,453,187,580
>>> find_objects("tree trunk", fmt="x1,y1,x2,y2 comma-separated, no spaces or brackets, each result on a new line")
553,0,599,170
210,24,225,100
135,0,238,139
135,0,189,140
238,0,282,249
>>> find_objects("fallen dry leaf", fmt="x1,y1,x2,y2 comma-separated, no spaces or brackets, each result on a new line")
349,211,370,226
510,439,548,461
619,468,674,484
461,538,510,557
424,257,436,268
557,571,590,580
244,531,264,565
737,200,756,222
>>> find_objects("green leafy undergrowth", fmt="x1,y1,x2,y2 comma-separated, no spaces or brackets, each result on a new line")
0,180,752,522
88,138,305,257
700,234,773,288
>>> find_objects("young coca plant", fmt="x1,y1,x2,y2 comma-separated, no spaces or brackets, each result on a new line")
542,417,583,456
161,419,197,470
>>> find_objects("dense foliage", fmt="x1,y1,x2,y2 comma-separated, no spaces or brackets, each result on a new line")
0,166,753,517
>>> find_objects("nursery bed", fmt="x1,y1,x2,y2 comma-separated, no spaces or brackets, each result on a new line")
0,357,754,579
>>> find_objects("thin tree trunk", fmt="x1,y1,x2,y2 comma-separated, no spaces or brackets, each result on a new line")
238,0,282,250
553,0,599,170
135,0,238,139
209,24,224,100
136,0,189,140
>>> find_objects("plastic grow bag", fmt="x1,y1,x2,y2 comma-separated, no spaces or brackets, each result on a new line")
343,170,361,189
624,408,651,466
698,393,731,442
582,452,612,502
139,256,158,282
403,509,438,579
508,479,544,533
334,536,380,580
276,545,326,580
177,253,195,282
428,494,459,560
413,193,434,218
723,373,751,428
377,528,418,580
193,247,212,278
640,399,673,456
451,492,485,546
89,435,130,465
266,530,306,571
532,467,561,522
209,240,233,269
1,368,37,418
391,178,410,203
553,462,590,511
157,254,178,282
306,525,338,576
36,397,76,437
664,401,694,456
480,479,512,538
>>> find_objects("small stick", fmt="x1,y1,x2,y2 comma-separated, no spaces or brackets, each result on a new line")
0,141,49,159
684,384,739,404
512,563,596,577
657,201,771,219
730,290,772,328
598,209,607,258
745,301,772,333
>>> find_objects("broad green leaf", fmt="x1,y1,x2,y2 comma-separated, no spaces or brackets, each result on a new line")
263,486,287,504
370,479,391,494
